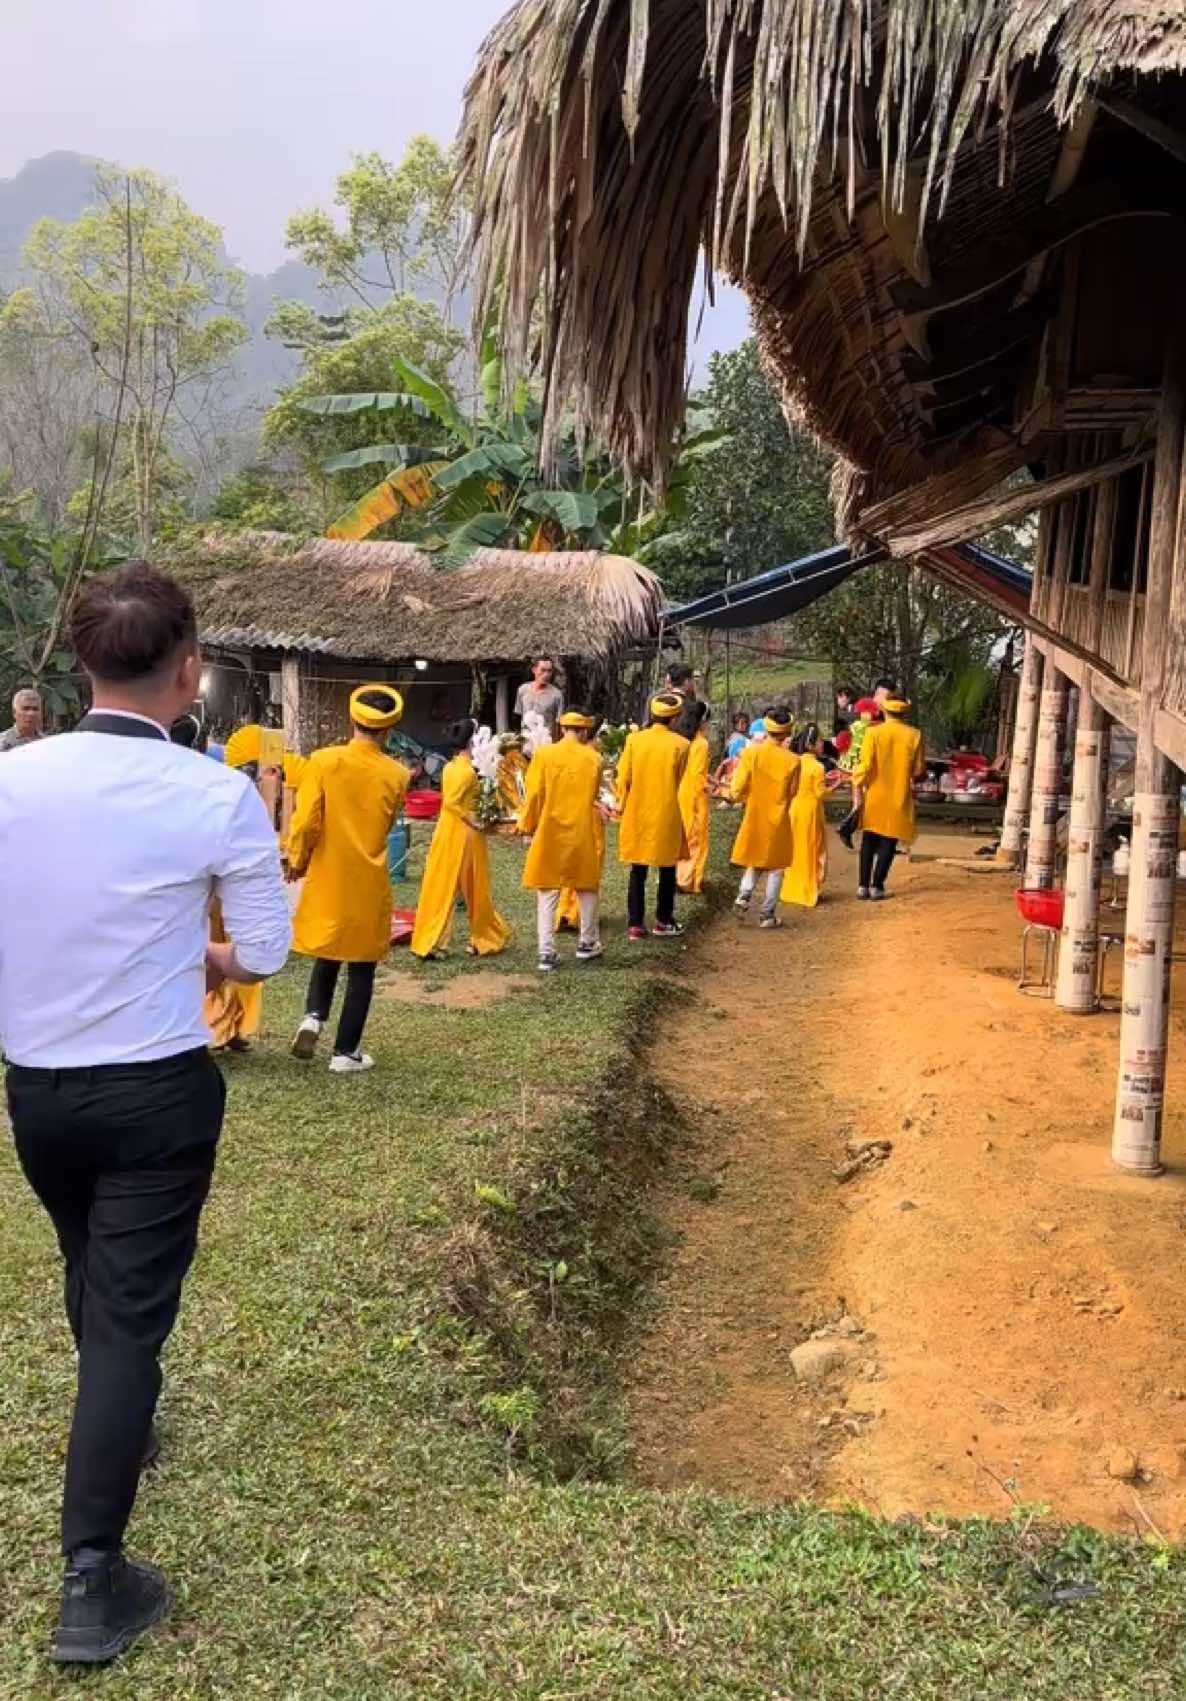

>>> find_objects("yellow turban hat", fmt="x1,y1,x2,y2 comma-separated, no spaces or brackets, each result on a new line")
765,709,795,735
650,692,685,722
559,710,597,730
350,684,404,730
883,698,912,715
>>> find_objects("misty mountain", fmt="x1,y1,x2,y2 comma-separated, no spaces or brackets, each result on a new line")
0,151,334,413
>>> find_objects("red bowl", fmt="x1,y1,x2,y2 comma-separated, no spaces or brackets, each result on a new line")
1015,887,1064,929
404,789,442,820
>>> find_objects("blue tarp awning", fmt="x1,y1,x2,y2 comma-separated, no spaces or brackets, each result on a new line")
664,541,1031,630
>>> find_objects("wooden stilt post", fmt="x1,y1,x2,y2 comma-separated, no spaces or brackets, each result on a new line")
1023,669,1068,890
494,675,510,734
1112,308,1186,1176
1056,693,1109,1011
998,634,1044,868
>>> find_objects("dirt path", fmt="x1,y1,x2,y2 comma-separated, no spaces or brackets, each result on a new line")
630,831,1186,1536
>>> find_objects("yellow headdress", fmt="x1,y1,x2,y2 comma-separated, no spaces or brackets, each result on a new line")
350,683,404,730
650,692,685,722
883,698,912,715
765,709,795,735
559,710,597,730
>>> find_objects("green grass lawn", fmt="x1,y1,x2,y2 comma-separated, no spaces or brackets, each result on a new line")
1,834,1184,1697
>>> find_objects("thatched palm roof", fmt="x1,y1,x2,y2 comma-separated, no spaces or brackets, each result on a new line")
159,533,663,663
459,2,1186,520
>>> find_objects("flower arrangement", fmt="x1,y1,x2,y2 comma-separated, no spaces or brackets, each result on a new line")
469,726,505,830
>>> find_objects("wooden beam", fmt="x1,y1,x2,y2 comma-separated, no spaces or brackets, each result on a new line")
1154,707,1186,773
919,394,1009,446
1031,635,1140,729
858,440,1036,537
890,175,1183,319
884,445,1154,557
900,295,1052,385
280,654,302,755
1099,94,1186,170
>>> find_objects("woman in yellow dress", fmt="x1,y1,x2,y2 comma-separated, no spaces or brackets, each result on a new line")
676,701,711,894
411,719,512,960
783,723,829,908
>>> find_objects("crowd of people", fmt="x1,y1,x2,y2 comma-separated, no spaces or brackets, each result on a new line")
0,564,926,1669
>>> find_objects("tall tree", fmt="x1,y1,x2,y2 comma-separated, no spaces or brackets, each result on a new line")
646,339,835,600
5,165,247,552
283,139,469,323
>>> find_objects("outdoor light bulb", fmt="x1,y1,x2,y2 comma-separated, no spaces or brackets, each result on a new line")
414,658,429,672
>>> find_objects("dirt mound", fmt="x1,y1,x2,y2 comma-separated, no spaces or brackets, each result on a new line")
629,831,1186,1537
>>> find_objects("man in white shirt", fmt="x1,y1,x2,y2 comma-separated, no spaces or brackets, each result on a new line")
0,563,290,1666
0,685,45,750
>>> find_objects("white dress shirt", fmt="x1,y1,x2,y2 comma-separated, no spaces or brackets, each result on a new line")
0,713,291,1067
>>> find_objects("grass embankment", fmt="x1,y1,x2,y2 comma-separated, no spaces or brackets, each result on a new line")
1,834,1183,1698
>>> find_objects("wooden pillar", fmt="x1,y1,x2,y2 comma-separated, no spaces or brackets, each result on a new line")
998,635,1044,868
1023,669,1068,890
280,654,302,754
1056,694,1110,1011
1112,307,1185,1176
494,675,510,734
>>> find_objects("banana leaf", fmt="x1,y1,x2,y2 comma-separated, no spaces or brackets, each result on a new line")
439,512,515,566
320,443,449,475
522,489,599,534
434,442,534,490
326,464,441,541
390,356,474,447
299,392,434,419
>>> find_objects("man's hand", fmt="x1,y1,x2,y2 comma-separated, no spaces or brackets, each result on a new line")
205,940,237,993
284,863,303,885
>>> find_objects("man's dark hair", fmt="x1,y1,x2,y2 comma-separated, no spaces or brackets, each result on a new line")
447,716,476,754
836,685,855,701
677,698,710,737
72,563,197,684
874,677,896,693
356,689,392,713
666,663,694,688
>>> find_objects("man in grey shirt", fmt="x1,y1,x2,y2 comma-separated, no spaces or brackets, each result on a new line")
514,656,564,737
0,686,44,750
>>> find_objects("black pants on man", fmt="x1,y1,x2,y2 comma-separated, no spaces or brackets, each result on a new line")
305,958,377,1056
7,1048,224,1558
859,830,898,893
628,864,676,930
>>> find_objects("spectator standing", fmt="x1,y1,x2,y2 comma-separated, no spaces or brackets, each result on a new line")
0,686,45,750
0,565,291,1665
514,657,565,738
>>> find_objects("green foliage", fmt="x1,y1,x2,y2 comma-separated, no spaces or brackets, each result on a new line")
5,164,248,551
646,339,835,600
208,466,311,534
284,137,468,320
0,499,126,716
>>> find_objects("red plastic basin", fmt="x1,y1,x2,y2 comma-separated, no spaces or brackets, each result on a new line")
1015,887,1064,930
404,789,442,821
390,907,417,947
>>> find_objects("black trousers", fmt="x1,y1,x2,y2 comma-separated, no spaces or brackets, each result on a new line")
7,1048,224,1558
859,830,898,892
628,864,676,929
305,958,377,1056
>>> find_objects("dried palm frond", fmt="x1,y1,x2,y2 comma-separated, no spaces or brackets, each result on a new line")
458,1,1186,496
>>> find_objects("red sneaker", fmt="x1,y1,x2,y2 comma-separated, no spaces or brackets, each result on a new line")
627,926,647,942
651,920,686,938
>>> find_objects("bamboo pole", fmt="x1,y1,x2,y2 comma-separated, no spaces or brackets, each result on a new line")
1112,304,1186,1176
1023,671,1069,890
998,635,1044,868
1055,693,1109,1011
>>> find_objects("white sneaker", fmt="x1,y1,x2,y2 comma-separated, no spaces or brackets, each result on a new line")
291,1014,323,1060
329,1051,375,1075
537,952,558,974
575,941,604,963
758,913,782,930
857,887,871,901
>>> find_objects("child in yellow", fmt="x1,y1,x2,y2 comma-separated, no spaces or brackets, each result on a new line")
288,685,410,1075
676,700,711,894
783,722,829,908
617,692,690,940
411,719,512,960
519,707,605,972
731,707,800,928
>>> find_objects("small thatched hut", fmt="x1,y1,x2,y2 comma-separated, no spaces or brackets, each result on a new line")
158,532,663,751
457,5,1186,1171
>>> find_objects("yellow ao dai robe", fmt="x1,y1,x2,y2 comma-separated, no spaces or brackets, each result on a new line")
782,752,828,907
411,753,511,959
676,731,711,893
729,741,800,871
616,724,689,868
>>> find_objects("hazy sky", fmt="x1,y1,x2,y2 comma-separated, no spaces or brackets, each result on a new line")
5,0,748,360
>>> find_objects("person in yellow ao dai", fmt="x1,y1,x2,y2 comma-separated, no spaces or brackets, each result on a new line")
851,698,925,900
288,685,410,1075
617,692,690,940
730,707,800,927
411,718,512,960
782,722,829,908
518,707,605,972
676,700,712,894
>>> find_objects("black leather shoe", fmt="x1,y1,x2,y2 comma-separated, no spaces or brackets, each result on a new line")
142,1424,160,1470
53,1554,169,1665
